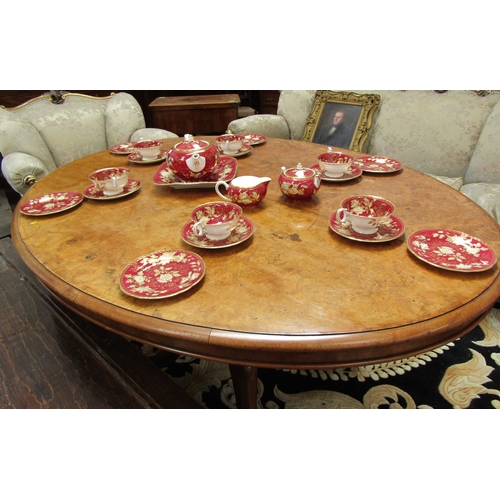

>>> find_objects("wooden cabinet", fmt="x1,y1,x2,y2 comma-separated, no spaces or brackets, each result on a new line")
148,94,241,136
259,90,280,114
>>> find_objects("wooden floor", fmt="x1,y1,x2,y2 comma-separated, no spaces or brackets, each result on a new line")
0,187,12,238
0,187,202,409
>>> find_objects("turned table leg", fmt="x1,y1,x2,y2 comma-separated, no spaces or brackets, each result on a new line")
229,364,258,409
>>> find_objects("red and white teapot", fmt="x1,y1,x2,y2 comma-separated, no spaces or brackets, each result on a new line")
167,134,220,181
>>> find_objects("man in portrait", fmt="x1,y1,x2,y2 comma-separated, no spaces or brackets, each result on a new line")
313,104,361,149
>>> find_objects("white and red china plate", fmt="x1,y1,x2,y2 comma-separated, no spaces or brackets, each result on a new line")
127,150,168,164
110,142,135,155
310,164,363,182
219,144,253,157
243,134,267,145
20,191,83,216
120,249,206,299
181,217,254,249
329,212,405,243
153,156,237,188
84,179,141,200
353,156,403,173
407,229,497,272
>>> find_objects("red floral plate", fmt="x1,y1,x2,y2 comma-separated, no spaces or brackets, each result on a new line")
181,217,254,249
353,156,403,173
127,150,168,164
219,144,253,157
310,164,363,182
110,142,135,155
84,179,141,200
242,134,267,145
120,249,206,299
153,156,237,189
20,191,83,216
407,229,497,272
329,213,405,243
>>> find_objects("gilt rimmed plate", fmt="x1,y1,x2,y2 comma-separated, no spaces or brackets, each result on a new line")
243,134,267,145
407,229,497,272
219,144,253,157
110,142,135,155
83,179,141,200
310,164,363,182
120,249,206,299
353,155,403,173
20,191,83,216
329,213,405,243
153,156,237,188
127,150,168,164
181,217,254,249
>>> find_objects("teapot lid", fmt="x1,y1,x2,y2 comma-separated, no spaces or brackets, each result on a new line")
174,134,212,152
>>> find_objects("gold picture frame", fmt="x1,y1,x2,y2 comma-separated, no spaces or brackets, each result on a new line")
301,91,381,152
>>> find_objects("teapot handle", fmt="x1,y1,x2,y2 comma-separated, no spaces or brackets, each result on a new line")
215,181,232,202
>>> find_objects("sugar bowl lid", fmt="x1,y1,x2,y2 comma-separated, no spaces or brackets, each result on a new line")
281,163,317,179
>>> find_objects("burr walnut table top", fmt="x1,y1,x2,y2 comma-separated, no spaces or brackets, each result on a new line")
11,137,500,371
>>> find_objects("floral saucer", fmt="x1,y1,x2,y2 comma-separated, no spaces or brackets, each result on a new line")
84,179,141,200
243,134,267,145
153,156,237,189
219,144,253,157
120,249,205,299
353,155,403,173
127,150,168,164
407,229,497,272
309,164,363,182
181,217,254,249
20,191,83,216
329,212,405,243
110,142,135,155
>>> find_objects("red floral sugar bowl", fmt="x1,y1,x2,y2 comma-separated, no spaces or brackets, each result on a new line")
278,163,321,200
167,134,219,181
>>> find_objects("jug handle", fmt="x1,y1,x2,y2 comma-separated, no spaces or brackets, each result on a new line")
215,181,232,202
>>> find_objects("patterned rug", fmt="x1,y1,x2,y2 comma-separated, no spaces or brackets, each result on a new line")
144,305,500,409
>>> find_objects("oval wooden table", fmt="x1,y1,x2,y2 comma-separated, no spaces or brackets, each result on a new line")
12,137,500,408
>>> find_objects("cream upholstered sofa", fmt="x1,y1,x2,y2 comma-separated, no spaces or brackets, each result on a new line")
0,91,179,195
228,90,500,224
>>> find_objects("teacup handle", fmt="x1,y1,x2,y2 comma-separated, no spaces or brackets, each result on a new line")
215,181,232,202
336,208,348,223
192,221,204,237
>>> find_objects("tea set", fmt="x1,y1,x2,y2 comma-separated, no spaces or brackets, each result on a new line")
26,132,406,246
20,131,496,303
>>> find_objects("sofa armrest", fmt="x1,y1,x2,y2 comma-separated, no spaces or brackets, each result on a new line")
1,153,50,195
227,115,291,139
460,182,500,224
130,128,178,142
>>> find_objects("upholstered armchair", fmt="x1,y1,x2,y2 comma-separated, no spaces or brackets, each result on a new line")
228,91,317,140
0,92,178,195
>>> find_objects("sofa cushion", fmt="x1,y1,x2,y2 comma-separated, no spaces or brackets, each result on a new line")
426,173,464,190
11,95,109,168
105,92,146,147
466,94,500,184
277,90,316,140
0,107,57,172
460,182,500,224
361,91,500,178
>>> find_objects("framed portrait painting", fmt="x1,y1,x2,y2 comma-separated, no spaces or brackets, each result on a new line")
301,91,380,152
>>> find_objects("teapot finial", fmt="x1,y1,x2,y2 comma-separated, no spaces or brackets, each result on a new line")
184,133,194,141
297,163,303,170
